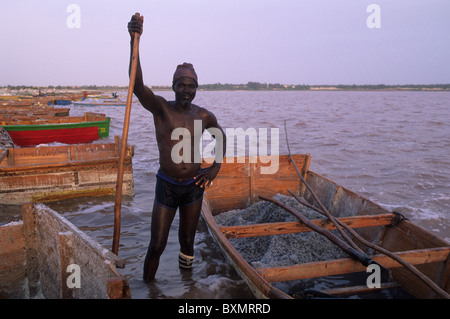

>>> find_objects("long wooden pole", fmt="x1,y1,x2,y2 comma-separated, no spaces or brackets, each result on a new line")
112,14,141,255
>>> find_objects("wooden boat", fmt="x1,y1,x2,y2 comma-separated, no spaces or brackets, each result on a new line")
0,93,83,108
87,94,118,99
0,106,70,118
73,101,126,107
0,95,34,101
0,202,130,298
1,101,36,107
0,112,110,147
201,154,450,299
0,136,134,204
52,99,73,106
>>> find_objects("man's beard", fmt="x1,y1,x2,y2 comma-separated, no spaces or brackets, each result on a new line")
178,93,195,106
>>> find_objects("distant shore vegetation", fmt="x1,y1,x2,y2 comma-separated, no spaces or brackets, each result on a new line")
2,82,450,93
196,82,450,91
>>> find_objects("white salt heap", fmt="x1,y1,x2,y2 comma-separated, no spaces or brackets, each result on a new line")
215,195,409,298
214,194,349,269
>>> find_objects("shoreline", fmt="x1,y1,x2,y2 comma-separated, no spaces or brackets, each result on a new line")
2,84,450,96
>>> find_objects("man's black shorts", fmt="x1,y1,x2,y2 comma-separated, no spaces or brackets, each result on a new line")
155,170,205,210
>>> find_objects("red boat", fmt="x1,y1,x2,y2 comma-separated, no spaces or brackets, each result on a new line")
1,113,110,147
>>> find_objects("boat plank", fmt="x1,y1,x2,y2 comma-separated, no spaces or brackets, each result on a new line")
379,220,450,298
321,282,400,296
0,221,26,298
251,154,309,202
220,213,396,239
257,247,450,283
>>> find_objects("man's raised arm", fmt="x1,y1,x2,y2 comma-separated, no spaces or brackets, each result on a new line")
128,14,162,115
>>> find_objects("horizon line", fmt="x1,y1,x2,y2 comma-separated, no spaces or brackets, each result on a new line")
2,83,450,89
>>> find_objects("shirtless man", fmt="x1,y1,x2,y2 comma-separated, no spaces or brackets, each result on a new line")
128,14,226,281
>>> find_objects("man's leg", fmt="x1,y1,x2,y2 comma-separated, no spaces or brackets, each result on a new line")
143,200,177,281
178,199,203,269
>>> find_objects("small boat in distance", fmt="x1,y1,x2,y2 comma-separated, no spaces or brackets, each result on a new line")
74,101,126,107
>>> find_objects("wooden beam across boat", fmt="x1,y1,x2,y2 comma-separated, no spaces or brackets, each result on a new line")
321,282,400,296
257,247,450,283
220,213,397,239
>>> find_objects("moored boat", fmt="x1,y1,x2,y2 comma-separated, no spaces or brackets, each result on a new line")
0,93,84,107
87,94,119,99
0,202,129,298
201,154,450,299
0,106,70,118
73,101,126,107
0,136,134,204
0,112,110,146
52,99,73,106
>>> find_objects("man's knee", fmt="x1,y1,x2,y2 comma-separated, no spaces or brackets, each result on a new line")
149,239,167,257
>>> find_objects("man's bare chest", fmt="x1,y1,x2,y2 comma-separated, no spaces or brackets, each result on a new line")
155,107,204,136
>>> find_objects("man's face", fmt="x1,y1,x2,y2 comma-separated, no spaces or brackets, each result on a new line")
174,77,197,106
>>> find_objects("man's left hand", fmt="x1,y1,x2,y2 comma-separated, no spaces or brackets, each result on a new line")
194,163,221,188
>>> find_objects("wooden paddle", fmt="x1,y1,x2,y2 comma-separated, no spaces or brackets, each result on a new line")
112,13,142,255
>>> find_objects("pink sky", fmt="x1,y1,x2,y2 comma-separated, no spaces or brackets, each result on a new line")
1,0,449,86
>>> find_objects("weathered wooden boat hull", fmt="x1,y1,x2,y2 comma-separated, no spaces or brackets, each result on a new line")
0,202,129,299
0,106,70,117
86,95,118,99
201,155,450,299
0,137,134,204
52,99,73,106
73,102,126,107
0,93,84,107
